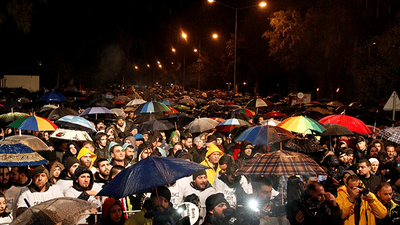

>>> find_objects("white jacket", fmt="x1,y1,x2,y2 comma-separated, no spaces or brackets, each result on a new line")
17,185,64,209
213,175,253,209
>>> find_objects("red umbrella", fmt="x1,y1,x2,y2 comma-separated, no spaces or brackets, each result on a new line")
266,111,286,119
319,114,372,135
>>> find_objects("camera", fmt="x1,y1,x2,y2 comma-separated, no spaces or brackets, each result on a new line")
358,184,369,196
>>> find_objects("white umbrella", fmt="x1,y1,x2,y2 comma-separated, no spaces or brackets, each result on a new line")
50,128,92,141
126,99,146,106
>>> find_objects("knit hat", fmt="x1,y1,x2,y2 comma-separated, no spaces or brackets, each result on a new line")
116,116,125,121
122,143,134,150
32,166,49,178
151,186,171,202
240,140,253,152
49,162,64,178
354,136,366,144
134,133,144,141
192,170,207,180
346,149,354,155
66,157,80,172
206,193,228,211
369,158,379,164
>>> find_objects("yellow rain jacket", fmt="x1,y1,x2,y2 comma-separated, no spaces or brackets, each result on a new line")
200,144,224,186
336,191,387,225
77,147,97,169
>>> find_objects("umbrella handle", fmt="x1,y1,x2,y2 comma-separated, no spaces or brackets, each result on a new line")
24,198,31,208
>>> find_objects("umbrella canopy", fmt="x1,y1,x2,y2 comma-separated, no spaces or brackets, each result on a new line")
134,113,163,124
87,97,115,108
135,101,170,114
55,115,97,133
185,118,219,133
39,92,67,102
110,108,126,118
319,114,372,135
46,108,79,121
237,150,326,176
139,120,175,131
235,125,295,145
50,128,93,141
245,99,271,108
116,95,131,102
11,197,96,225
158,99,175,106
178,98,197,107
216,118,250,132
8,116,58,132
377,127,400,144
126,98,147,106
233,108,255,117
224,113,250,121
266,111,286,119
5,135,50,151
158,113,195,129
0,112,29,124
97,156,209,198
80,107,115,120
321,124,354,136
0,141,48,166
278,116,326,134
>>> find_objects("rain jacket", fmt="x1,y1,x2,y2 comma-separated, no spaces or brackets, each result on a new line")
200,144,224,185
77,147,97,169
377,199,400,225
336,192,387,225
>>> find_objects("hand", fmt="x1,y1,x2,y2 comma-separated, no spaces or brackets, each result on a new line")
295,211,304,224
348,186,359,202
325,192,337,207
361,193,375,203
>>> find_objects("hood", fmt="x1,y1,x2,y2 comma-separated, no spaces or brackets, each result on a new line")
205,144,224,159
77,147,97,169
73,167,94,191
169,131,180,146
65,142,80,157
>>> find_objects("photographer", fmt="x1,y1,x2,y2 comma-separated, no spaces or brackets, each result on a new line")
336,175,386,225
286,181,341,225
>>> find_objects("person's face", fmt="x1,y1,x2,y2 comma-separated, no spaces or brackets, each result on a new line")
117,119,124,127
111,146,125,161
338,154,348,163
99,135,107,147
98,161,111,177
130,128,138,136
378,186,393,205
135,140,143,147
33,173,48,190
69,144,77,155
96,122,105,130
356,141,366,151
125,147,135,161
83,144,95,153
141,148,152,160
216,138,223,146
386,147,396,159
107,129,115,137
173,144,182,154
43,132,49,140
11,167,20,183
171,135,179,144
244,148,252,156
259,117,264,122
151,196,169,212
357,162,370,176
374,143,382,152
193,175,208,190
343,173,351,185
143,134,149,142
0,197,5,214
347,154,354,162
219,164,228,176
109,204,123,223
53,167,61,178
369,147,379,158
209,152,220,165
196,139,204,149
0,168,10,184
256,185,272,201
212,202,227,219
184,138,193,149
371,162,379,173
307,186,326,206
69,163,80,176
77,173,91,188
80,154,92,168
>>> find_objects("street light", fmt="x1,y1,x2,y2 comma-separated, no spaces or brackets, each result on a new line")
208,0,266,92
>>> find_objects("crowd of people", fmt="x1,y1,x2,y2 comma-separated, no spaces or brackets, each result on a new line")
0,86,398,225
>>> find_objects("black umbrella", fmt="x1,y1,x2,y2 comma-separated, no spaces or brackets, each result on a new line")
87,97,115,109
282,138,323,153
158,113,195,129
321,124,354,136
134,113,163,124
224,113,249,121
139,120,174,131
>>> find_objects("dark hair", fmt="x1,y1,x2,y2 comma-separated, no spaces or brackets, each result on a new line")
303,182,323,200
376,182,392,193
358,159,371,167
94,132,107,145
110,166,125,178
95,158,109,168
148,135,159,144
111,144,123,154
181,133,193,141
83,141,96,150
252,177,272,191
347,174,360,183
219,155,234,166
225,162,240,177
15,166,30,177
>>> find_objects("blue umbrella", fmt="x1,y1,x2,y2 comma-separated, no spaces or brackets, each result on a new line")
235,125,295,145
39,92,68,102
0,142,48,166
55,115,97,132
97,156,209,198
135,101,170,114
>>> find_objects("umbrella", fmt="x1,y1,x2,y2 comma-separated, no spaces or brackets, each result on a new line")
224,113,250,121
110,108,126,118
321,124,354,136
278,116,326,134
87,97,115,108
319,114,372,135
266,111,286,119
116,95,131,103
237,150,326,177
39,92,67,102
377,127,400,144
159,113,195,129
135,101,170,114
4,135,50,151
282,138,323,153
216,118,250,132
185,118,219,133
50,128,93,141
8,116,58,132
11,197,96,225
305,106,332,115
245,99,271,108
0,112,29,124
139,120,175,131
165,106,179,115
0,141,48,166
326,101,344,108
126,98,147,106
80,107,115,120
235,125,295,145
134,113,163,124
46,108,79,121
233,108,255,117
221,105,241,112
158,99,174,106
97,156,209,198
55,115,97,133
178,98,197,107
173,105,190,111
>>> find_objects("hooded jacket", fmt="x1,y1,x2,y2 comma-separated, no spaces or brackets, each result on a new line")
77,147,97,169
200,144,224,185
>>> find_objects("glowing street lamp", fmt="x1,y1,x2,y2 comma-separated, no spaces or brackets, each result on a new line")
134,66,138,70
172,48,176,53
147,64,150,68
212,33,218,39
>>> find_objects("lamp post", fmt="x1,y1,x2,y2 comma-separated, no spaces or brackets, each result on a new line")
208,0,266,93
195,33,218,90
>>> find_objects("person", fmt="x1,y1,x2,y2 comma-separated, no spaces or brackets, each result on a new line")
218,155,234,177
123,143,136,166
357,159,385,193
368,146,380,159
200,144,224,185
169,131,180,147
49,162,64,185
0,167,11,193
62,142,80,164
181,133,193,151
336,175,387,225
0,193,12,224
376,182,400,224
55,157,80,195
110,144,127,167
354,136,368,161
381,145,397,178
83,141,96,153
286,182,342,225
110,165,125,180
94,132,109,160
369,158,380,175
124,199,152,225
237,141,255,166
6,166,31,217
77,147,97,173
137,142,154,161
115,116,133,137
16,166,64,216
202,193,230,225
337,170,356,200
169,142,184,157
97,198,126,225
134,134,145,151
94,158,111,185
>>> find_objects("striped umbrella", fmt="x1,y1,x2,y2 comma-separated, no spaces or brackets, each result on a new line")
216,118,250,132
235,125,295,145
377,126,400,144
0,141,48,166
135,101,171,114
8,115,58,131
278,116,326,134
237,150,326,176
233,108,255,117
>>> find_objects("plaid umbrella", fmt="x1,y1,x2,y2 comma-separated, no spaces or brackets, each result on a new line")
135,101,170,114
377,126,400,144
278,116,326,134
237,150,326,176
216,118,250,132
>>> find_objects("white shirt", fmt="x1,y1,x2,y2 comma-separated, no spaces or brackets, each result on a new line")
17,185,64,209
